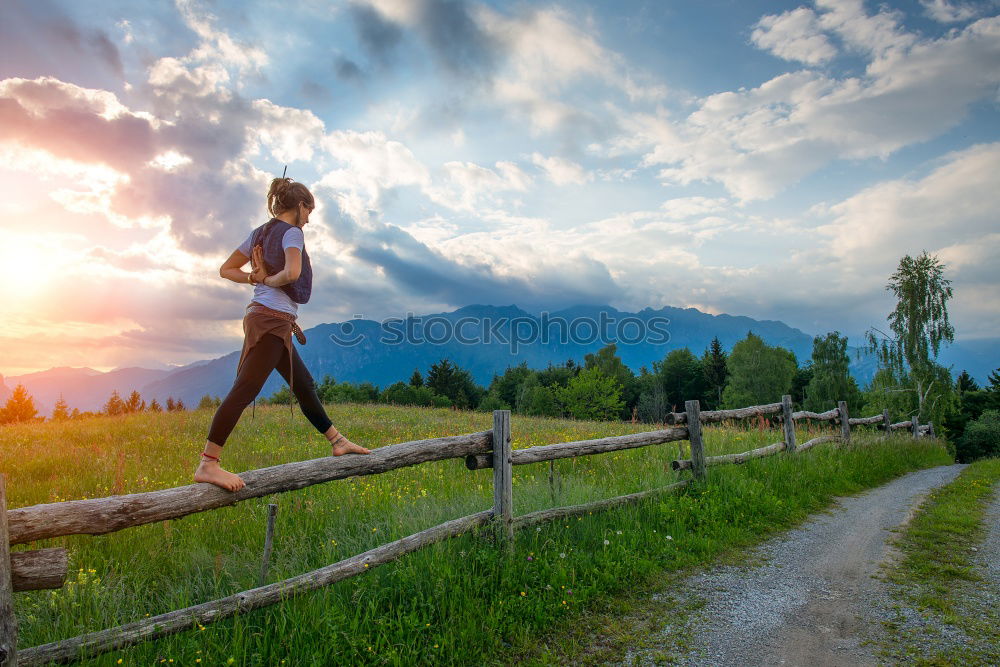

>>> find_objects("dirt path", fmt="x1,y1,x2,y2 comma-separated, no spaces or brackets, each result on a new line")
623,465,965,666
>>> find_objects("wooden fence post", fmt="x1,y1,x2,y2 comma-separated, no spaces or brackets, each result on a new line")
492,410,513,545
882,409,890,434
258,503,278,586
911,415,919,439
928,421,935,438
0,475,18,667
781,395,796,453
838,401,851,443
685,400,706,481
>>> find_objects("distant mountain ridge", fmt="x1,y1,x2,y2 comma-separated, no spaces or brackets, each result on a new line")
2,304,995,415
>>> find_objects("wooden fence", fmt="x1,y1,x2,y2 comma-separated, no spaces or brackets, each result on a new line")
0,399,933,666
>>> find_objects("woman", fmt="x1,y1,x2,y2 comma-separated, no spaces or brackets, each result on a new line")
195,177,370,492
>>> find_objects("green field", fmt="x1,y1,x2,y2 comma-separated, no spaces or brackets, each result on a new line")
3,404,950,665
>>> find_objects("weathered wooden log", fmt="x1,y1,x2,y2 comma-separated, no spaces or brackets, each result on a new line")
796,435,842,452
11,549,68,592
686,400,706,480
492,410,513,544
464,427,688,470
781,395,796,452
838,401,851,443
672,441,786,471
512,481,690,529
665,403,782,425
911,415,919,438
889,421,912,430
789,409,839,422
8,431,492,546
258,504,277,587
17,510,494,666
848,415,884,426
0,475,17,667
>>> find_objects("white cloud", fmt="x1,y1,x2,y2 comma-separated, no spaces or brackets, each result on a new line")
175,0,268,74
530,153,591,186
617,11,1000,200
752,7,838,65
920,0,982,23
317,130,431,221
426,160,531,211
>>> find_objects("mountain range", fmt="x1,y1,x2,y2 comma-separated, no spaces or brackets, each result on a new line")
2,304,995,416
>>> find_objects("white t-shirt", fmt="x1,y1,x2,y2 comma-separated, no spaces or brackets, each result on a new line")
238,226,305,316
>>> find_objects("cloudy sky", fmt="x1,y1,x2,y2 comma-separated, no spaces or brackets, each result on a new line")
1,0,998,375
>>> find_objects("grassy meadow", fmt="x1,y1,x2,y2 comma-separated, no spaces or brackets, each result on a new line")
2,403,951,665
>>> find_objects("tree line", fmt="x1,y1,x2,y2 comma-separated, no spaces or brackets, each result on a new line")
0,387,189,424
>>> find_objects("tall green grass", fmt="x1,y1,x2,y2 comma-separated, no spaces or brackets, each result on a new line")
2,404,950,665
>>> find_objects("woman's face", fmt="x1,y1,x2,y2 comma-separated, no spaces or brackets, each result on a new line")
296,201,315,227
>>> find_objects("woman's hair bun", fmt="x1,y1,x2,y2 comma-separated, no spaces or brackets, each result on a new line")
267,177,314,217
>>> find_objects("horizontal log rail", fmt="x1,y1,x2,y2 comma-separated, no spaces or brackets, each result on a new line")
18,510,495,666
672,440,787,471
8,431,492,546
665,402,783,425
512,481,690,529
464,427,688,471
848,415,884,426
889,421,913,430
790,408,839,421
11,549,67,592
797,435,842,452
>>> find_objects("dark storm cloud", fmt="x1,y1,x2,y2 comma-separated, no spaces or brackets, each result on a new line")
0,85,157,171
334,56,365,82
418,0,498,79
2,1,125,80
0,75,268,255
351,4,404,68
351,0,499,80
301,80,332,101
320,195,623,314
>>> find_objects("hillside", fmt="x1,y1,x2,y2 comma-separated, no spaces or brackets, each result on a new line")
2,303,995,415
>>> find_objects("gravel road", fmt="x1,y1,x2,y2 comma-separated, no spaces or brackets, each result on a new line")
623,465,965,667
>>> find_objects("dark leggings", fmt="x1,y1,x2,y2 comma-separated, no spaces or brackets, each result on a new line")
207,333,333,446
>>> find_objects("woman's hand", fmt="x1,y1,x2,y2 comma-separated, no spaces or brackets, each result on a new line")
250,245,268,285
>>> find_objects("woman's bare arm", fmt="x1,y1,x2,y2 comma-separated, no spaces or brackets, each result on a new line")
219,249,255,284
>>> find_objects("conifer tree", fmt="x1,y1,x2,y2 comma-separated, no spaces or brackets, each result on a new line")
51,394,70,421
124,390,143,413
104,390,126,416
1,384,38,424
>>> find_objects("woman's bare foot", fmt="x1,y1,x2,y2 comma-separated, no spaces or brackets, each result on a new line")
327,428,371,456
194,459,246,492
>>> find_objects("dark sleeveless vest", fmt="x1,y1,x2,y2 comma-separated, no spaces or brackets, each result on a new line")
251,218,312,304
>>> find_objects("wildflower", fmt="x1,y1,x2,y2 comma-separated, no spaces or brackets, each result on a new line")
567,589,573,595
526,556,533,562
117,660,123,665
520,591,526,597
603,539,610,545
559,552,566,558
666,535,673,540
615,530,622,535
